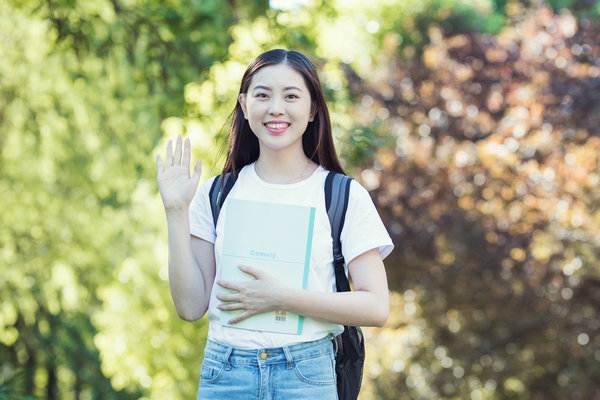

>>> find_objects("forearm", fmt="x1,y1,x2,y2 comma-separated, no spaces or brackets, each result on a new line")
282,250,390,327
280,288,389,328
216,250,390,327
166,209,210,321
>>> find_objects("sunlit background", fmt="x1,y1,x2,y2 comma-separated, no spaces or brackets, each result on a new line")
1,0,599,399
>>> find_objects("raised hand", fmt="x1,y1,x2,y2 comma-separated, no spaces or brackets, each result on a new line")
156,135,202,211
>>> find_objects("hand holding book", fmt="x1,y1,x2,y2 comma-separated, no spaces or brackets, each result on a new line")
216,265,286,325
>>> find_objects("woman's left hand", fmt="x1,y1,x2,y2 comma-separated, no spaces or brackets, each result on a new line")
216,265,285,324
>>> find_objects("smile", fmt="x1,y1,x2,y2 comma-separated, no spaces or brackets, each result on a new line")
264,122,290,134
265,122,290,129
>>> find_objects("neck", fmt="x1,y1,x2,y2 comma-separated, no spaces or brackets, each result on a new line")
255,146,316,184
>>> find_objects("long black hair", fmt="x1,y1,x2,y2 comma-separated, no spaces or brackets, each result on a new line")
222,49,345,176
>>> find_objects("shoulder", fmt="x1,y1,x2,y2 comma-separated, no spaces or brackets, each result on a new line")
322,171,370,200
349,179,371,198
200,164,254,192
319,170,373,197
340,177,395,260
345,179,379,216
319,171,376,214
197,175,218,197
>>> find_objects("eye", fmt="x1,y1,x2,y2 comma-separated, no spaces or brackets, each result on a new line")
255,92,268,99
286,93,299,100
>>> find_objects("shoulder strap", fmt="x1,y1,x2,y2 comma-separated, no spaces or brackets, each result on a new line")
208,172,237,227
324,171,353,293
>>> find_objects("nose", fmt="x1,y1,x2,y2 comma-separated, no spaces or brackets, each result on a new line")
268,97,284,116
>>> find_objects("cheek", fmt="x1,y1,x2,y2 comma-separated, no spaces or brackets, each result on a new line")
247,108,267,132
297,100,313,115
295,104,313,122
247,102,266,118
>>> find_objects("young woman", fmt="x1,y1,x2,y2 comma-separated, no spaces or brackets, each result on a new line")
156,49,393,399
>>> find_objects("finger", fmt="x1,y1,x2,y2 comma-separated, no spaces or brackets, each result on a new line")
239,265,260,279
166,139,173,166
191,159,202,186
217,280,242,291
216,293,239,303
217,302,245,311
174,135,183,166
228,311,253,325
156,154,164,176
182,138,191,176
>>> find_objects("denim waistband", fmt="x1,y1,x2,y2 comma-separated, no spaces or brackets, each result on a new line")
203,335,334,367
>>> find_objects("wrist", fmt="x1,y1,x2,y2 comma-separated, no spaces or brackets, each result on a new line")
164,207,190,227
278,286,300,313
164,204,189,216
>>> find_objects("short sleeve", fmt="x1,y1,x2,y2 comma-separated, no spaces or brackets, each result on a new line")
189,176,217,243
340,180,394,264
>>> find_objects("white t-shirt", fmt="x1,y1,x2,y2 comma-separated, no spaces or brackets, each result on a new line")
189,163,394,349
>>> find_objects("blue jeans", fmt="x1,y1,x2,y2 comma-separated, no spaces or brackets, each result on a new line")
197,336,338,400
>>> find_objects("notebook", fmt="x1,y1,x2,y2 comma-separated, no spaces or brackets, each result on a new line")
218,198,316,334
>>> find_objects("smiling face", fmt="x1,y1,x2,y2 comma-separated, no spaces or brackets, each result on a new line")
239,63,315,154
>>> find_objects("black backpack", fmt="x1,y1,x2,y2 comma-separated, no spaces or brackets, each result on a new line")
208,170,365,400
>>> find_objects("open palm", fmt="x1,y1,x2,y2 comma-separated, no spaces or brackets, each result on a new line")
156,136,202,211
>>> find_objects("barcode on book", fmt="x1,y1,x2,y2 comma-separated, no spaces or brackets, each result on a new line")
274,310,287,323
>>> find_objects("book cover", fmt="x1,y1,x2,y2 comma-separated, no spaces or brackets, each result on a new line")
218,198,316,334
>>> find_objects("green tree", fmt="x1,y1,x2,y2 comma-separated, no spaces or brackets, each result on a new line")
1,1,268,398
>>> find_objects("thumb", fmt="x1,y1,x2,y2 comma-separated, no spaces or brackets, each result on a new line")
191,159,202,184
156,154,164,176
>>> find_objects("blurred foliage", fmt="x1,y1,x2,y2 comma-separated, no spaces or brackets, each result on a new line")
355,6,600,400
1,0,265,398
1,0,599,399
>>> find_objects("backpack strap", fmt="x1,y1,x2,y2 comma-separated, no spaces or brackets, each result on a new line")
324,171,353,293
208,172,237,227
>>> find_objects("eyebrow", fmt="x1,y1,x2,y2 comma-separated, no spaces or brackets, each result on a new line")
252,85,304,92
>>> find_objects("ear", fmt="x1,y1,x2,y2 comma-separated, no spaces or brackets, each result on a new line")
309,102,317,122
238,93,248,119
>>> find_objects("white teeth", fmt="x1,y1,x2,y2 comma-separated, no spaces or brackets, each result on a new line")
266,123,289,129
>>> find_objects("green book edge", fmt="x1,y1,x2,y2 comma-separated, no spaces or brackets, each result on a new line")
297,206,316,335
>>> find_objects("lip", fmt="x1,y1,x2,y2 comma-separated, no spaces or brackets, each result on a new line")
264,120,290,135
